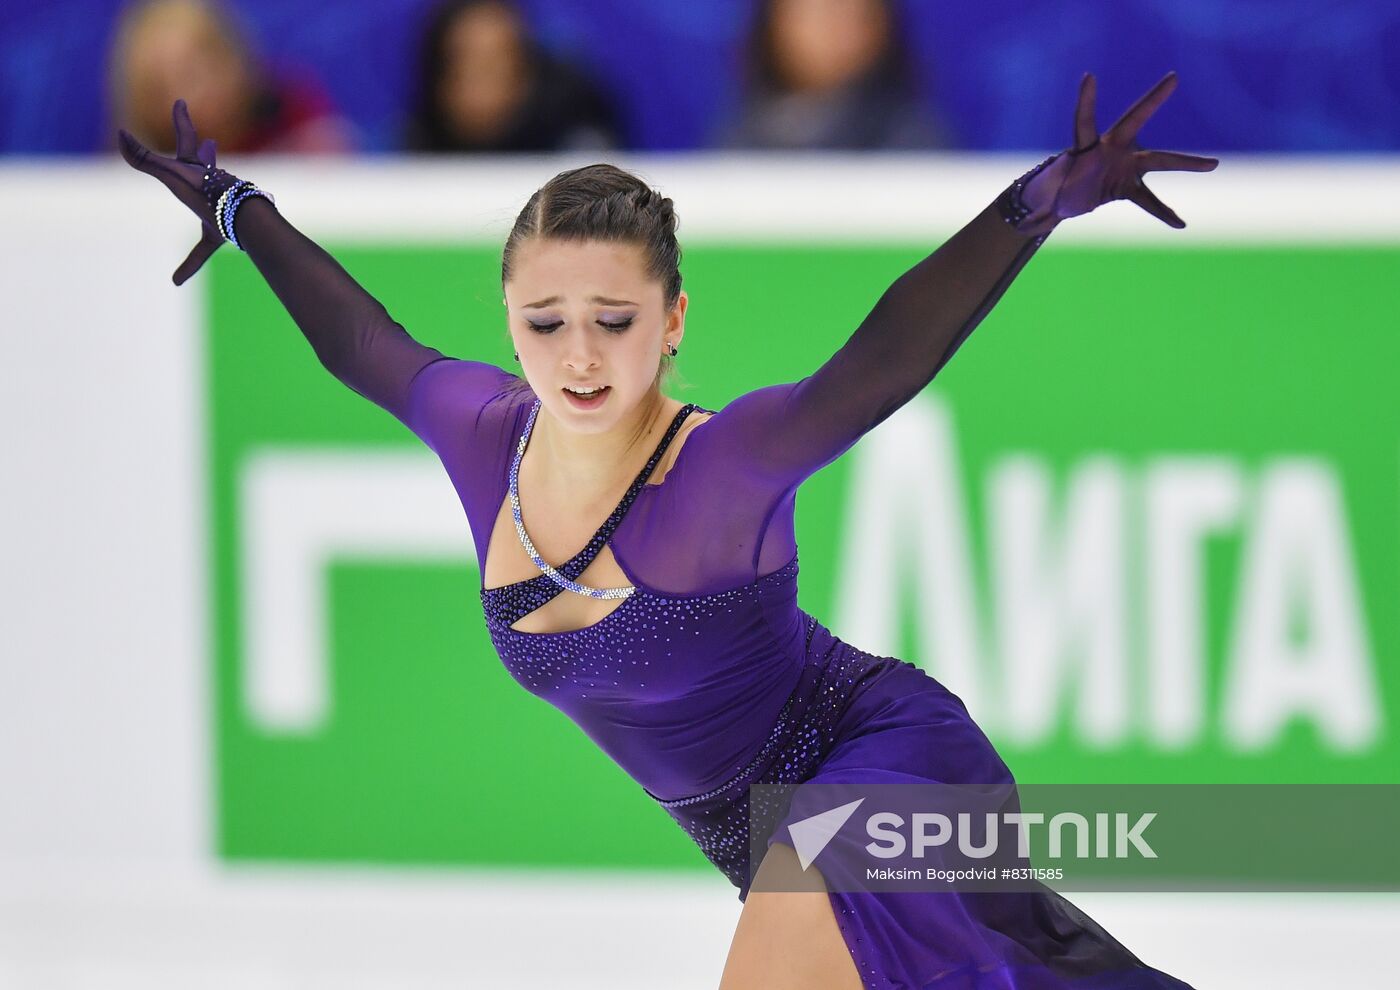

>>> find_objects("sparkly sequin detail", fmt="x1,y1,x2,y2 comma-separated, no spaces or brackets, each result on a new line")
649,618,892,892
644,613,821,810
487,553,804,707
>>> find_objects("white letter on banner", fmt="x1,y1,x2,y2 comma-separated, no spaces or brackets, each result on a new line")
241,450,473,733
1222,460,1380,751
990,456,1130,747
834,399,989,724
1143,459,1245,748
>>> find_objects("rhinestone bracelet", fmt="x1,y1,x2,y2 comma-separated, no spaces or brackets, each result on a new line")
213,179,253,238
221,185,275,250
201,166,275,252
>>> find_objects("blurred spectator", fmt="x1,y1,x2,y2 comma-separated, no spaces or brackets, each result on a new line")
716,0,951,150
404,0,622,153
107,0,357,155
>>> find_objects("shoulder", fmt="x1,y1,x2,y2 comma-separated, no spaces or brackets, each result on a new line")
406,358,534,453
411,358,527,407
661,383,799,467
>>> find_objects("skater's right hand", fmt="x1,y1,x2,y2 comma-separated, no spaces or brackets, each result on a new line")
118,98,230,285
1014,72,1219,236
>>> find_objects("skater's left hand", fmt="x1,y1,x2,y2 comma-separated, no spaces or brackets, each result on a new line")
118,99,228,285
1015,71,1218,236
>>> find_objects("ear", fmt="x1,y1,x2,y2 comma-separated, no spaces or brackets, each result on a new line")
668,290,688,344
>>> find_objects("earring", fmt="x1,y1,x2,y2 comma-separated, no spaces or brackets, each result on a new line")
513,351,519,361
666,342,678,357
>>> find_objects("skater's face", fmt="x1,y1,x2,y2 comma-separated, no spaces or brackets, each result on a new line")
503,237,686,433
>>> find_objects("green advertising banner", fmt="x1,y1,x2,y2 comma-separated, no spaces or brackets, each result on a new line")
209,241,1399,870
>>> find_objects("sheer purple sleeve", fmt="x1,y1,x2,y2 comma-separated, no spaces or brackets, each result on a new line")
400,357,532,569
231,197,453,428
716,199,1043,495
229,196,529,558
614,198,1046,596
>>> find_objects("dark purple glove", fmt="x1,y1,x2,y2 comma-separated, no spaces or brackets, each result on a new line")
118,99,243,285
1012,71,1218,235
118,98,450,422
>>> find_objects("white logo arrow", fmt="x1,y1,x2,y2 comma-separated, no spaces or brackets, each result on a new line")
787,798,865,870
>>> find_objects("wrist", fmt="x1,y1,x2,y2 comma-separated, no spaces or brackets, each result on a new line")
200,166,276,251
996,152,1063,242
200,165,243,215
221,184,276,250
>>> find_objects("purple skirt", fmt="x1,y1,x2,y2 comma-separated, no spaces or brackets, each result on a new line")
646,616,1196,990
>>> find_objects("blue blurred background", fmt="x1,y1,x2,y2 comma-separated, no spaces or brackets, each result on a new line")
4,0,1398,155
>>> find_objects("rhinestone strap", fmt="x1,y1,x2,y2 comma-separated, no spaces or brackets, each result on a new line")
507,398,697,599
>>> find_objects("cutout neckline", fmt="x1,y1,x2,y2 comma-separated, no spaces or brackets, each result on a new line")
480,400,711,598
488,551,800,641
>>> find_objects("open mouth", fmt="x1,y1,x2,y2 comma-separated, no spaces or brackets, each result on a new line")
563,385,610,408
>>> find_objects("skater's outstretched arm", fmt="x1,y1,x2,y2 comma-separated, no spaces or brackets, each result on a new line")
118,99,462,430
711,71,1217,495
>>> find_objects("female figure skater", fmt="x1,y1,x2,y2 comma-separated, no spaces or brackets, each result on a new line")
119,71,1216,989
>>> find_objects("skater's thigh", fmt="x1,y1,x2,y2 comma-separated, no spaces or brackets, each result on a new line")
719,841,863,990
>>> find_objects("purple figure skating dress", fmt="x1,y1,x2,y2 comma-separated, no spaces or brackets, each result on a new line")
120,76,1215,987
193,184,1193,987
407,364,1193,990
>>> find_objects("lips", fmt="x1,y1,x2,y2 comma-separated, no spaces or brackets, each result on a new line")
562,385,611,408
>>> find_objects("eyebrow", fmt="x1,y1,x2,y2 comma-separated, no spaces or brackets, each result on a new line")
523,295,639,309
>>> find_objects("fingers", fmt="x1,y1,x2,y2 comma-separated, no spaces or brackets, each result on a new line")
1136,150,1219,173
117,128,153,173
119,126,184,191
1074,72,1098,150
1128,180,1184,229
173,223,224,286
1107,70,1178,144
197,137,217,167
173,99,198,160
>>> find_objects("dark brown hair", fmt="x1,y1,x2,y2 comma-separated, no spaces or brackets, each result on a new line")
501,163,685,396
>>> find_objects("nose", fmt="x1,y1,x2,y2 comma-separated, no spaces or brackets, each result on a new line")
562,326,603,372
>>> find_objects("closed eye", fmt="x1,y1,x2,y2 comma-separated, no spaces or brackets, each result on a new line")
526,318,635,334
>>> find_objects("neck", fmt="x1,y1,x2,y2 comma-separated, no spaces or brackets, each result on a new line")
532,389,671,497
